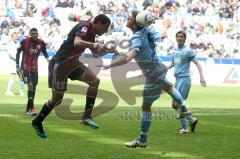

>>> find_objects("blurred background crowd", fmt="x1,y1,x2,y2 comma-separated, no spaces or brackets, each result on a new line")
0,0,239,59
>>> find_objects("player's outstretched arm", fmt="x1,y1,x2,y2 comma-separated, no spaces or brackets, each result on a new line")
74,36,97,49
90,43,118,57
97,49,137,70
73,36,113,56
102,43,119,54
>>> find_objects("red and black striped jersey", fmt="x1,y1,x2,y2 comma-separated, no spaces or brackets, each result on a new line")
53,21,95,63
16,37,48,72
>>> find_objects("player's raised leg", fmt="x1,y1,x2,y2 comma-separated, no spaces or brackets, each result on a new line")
163,79,191,118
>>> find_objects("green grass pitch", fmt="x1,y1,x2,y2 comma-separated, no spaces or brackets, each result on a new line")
0,74,240,159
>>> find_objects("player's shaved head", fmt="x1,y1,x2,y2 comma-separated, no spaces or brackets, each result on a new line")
29,28,38,41
30,28,38,34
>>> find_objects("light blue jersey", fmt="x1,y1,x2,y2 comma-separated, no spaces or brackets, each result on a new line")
171,45,196,78
129,27,167,103
8,40,20,73
129,27,166,79
8,40,19,61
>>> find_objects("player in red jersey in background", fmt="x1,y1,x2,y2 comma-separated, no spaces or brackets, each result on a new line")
16,28,50,116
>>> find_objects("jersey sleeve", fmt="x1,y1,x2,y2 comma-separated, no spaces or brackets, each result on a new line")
75,24,90,39
188,48,196,61
129,32,141,52
150,28,162,43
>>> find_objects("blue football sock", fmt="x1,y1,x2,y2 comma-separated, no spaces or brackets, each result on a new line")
180,103,189,113
6,78,14,92
140,111,152,142
185,114,193,122
180,118,187,129
168,88,189,112
168,88,184,105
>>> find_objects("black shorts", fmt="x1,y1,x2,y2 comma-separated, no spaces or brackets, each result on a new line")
21,70,38,86
48,59,87,92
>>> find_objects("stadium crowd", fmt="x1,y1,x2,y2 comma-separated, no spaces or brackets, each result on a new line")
0,0,239,58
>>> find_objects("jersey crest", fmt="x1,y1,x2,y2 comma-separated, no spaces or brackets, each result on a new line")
81,27,88,33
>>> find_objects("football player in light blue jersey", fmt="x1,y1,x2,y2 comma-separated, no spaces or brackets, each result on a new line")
5,32,25,96
98,11,192,148
168,31,206,134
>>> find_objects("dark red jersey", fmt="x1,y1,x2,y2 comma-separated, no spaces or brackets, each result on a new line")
52,21,95,64
16,37,49,72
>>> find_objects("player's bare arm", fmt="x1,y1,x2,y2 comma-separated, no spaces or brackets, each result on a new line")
193,61,206,87
73,36,110,55
74,36,97,49
98,49,137,70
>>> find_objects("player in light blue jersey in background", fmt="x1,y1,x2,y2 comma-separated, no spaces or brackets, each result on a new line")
98,11,192,148
168,30,206,134
5,32,24,96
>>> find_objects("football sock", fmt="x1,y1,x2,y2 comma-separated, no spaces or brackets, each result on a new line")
6,78,14,92
168,88,184,105
180,103,188,113
140,111,152,142
19,80,24,91
26,91,35,110
26,100,33,112
83,86,98,119
180,118,187,129
33,102,53,123
185,114,193,122
168,88,188,112
83,97,96,119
